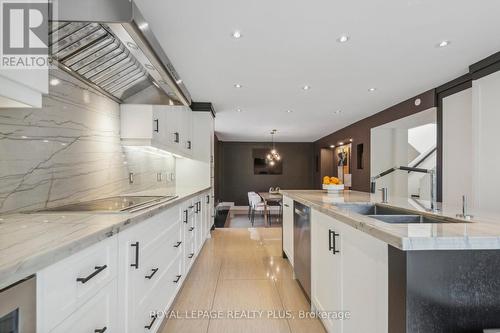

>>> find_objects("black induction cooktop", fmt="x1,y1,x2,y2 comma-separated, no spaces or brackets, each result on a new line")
38,195,177,213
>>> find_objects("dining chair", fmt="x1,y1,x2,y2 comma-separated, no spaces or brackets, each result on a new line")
249,194,269,226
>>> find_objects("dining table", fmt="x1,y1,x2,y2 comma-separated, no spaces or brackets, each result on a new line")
257,192,283,226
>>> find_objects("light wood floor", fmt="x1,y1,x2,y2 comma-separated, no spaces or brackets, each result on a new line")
161,228,326,333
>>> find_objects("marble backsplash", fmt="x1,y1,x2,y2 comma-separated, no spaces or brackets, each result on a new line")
0,69,175,214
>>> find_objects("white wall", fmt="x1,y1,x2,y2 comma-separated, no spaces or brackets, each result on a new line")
442,88,473,209
472,71,500,218
371,108,436,200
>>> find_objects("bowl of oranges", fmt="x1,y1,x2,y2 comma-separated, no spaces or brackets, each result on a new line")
322,176,345,193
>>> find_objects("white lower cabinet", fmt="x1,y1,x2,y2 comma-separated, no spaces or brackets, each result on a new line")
37,235,118,333
282,196,294,266
311,209,388,333
50,279,117,333
37,190,212,333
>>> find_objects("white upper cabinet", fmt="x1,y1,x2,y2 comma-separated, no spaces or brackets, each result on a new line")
120,104,196,158
0,68,48,108
191,111,214,163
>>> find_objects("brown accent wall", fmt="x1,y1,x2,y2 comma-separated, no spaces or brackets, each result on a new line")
314,89,437,192
217,142,315,206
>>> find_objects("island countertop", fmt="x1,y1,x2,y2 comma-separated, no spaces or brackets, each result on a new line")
281,190,500,251
0,186,211,290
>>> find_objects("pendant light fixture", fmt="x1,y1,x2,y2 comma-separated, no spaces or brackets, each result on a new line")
266,129,281,166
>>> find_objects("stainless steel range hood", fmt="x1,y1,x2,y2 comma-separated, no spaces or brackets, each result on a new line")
49,0,191,106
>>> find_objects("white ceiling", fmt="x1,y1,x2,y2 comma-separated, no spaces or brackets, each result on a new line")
134,0,500,142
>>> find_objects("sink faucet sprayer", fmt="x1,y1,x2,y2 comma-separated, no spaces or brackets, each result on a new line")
370,166,438,212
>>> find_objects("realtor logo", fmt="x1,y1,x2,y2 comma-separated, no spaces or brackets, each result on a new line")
1,0,51,69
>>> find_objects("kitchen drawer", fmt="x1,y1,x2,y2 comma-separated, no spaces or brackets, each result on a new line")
37,235,118,333
132,254,183,333
184,237,196,273
50,279,117,333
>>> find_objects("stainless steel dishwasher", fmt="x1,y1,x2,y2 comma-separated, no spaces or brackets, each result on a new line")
294,201,311,299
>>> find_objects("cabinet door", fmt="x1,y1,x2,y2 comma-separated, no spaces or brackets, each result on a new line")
282,196,294,266
165,106,182,151
180,107,193,157
311,209,342,333
152,106,166,147
340,223,388,333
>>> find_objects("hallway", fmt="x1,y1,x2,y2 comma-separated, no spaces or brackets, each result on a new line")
161,228,326,333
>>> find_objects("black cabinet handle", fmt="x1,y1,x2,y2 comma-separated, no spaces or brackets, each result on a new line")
184,210,188,223
329,229,340,254
195,202,200,213
189,205,194,209
94,327,107,333
189,227,194,231
188,253,194,259
153,119,159,132
130,242,139,269
173,275,182,283
187,140,192,149
76,265,107,284
284,203,289,207
174,132,180,143
145,315,157,330
174,241,182,248
206,195,210,204
145,268,159,280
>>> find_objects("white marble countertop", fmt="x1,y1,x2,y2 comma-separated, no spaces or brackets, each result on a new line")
281,190,500,251
0,186,211,290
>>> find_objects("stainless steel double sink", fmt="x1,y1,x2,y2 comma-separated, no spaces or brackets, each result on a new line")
332,203,466,224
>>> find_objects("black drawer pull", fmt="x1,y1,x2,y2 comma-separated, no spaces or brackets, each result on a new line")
189,205,194,209
329,229,340,255
94,327,107,333
284,203,289,207
174,132,180,143
184,210,188,223
145,315,157,330
145,268,159,280
189,227,194,231
173,275,182,283
188,253,194,259
173,241,182,248
187,140,192,149
153,119,159,132
76,265,107,284
131,242,139,269
206,195,210,204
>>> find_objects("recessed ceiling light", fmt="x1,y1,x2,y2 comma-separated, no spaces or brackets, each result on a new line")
337,35,350,43
339,142,344,145
236,108,242,112
234,83,242,88
286,110,293,113
330,145,335,148
302,85,311,91
368,87,377,92
333,110,342,115
232,30,242,39
438,40,450,48
49,78,60,86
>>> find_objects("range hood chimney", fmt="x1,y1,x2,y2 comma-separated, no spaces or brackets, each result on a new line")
49,0,191,106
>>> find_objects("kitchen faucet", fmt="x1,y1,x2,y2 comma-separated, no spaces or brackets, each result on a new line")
370,166,438,212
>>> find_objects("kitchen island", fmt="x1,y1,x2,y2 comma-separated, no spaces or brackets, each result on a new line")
281,190,500,333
